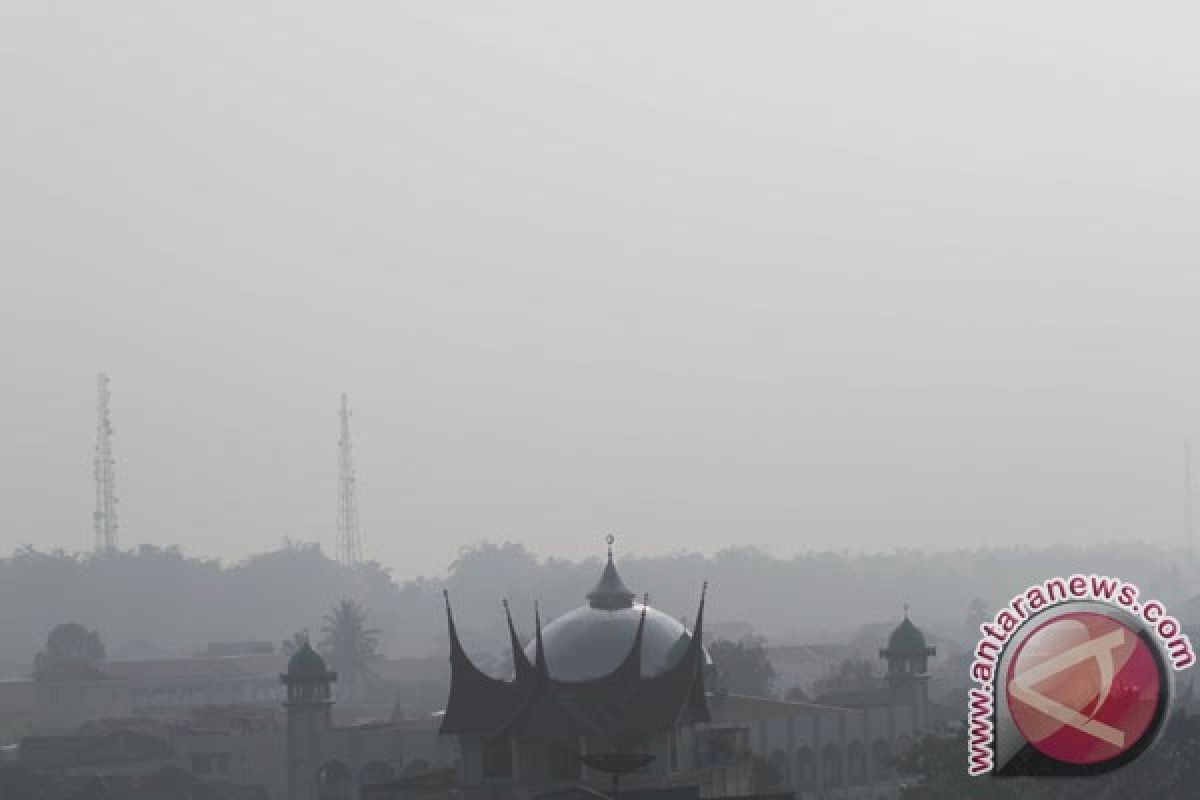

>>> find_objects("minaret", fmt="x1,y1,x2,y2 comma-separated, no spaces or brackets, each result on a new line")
336,393,362,567
879,606,936,730
281,640,337,800
93,373,119,553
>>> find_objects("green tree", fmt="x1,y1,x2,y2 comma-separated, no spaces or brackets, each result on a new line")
707,636,777,697
965,597,988,635
811,657,877,699
318,599,381,704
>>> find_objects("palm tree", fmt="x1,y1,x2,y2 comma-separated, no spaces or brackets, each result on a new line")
318,599,381,704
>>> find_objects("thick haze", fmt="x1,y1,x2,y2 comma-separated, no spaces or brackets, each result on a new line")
3,3,1199,579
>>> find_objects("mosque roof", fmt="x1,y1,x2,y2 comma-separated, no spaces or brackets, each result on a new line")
439,542,710,741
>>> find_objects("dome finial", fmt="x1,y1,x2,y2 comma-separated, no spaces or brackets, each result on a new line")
587,537,635,610
903,603,909,619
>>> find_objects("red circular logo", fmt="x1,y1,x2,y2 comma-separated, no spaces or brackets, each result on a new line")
1005,611,1164,766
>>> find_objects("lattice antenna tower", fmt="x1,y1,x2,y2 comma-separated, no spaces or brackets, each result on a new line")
336,393,363,566
93,372,119,552
1187,440,1195,562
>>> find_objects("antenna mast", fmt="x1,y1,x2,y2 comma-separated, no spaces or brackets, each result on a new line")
1187,440,1195,562
93,373,119,552
336,393,362,567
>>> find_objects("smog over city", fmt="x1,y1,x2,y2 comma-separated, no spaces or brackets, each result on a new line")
3,3,1200,799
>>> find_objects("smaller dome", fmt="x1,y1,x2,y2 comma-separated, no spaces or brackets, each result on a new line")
887,614,928,655
287,641,329,679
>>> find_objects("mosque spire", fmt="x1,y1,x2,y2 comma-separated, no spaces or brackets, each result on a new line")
533,601,548,678
587,534,636,610
692,582,708,643
443,590,464,659
504,599,535,682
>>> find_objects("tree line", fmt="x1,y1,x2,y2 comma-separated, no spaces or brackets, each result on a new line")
0,539,1193,674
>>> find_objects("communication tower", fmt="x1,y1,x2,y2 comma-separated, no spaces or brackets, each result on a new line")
93,373,119,552
336,393,363,566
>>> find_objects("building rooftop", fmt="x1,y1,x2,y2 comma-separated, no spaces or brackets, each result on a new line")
103,653,286,684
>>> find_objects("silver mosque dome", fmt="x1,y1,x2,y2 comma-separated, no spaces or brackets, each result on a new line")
523,540,706,681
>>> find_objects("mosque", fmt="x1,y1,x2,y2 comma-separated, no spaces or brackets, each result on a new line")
435,543,940,799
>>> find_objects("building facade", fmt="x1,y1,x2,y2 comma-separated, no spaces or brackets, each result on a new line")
280,641,452,800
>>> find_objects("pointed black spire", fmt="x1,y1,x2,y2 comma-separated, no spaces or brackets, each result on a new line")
440,590,527,736
691,582,707,644
587,534,636,610
670,582,709,683
534,601,549,678
504,599,535,682
444,589,467,661
612,595,649,679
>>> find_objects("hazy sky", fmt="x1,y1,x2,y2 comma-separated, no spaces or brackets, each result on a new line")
4,3,1200,579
